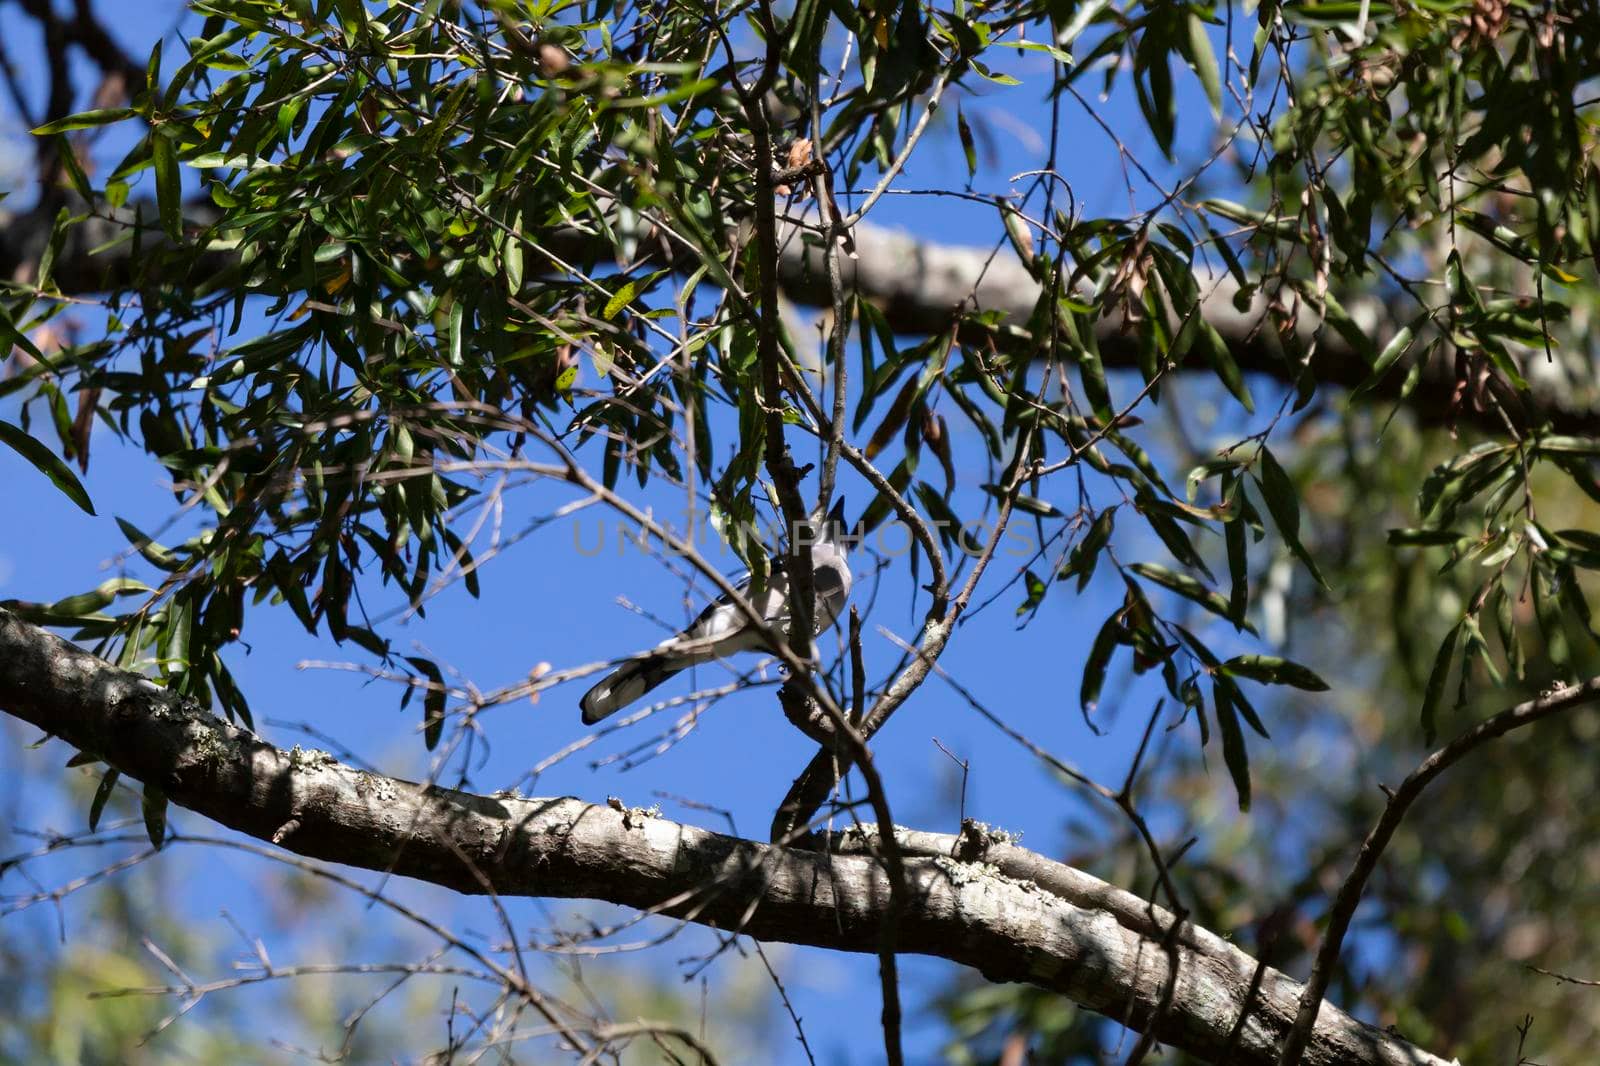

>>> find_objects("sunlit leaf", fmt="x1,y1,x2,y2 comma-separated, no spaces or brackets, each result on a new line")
31,107,137,134
1223,654,1330,691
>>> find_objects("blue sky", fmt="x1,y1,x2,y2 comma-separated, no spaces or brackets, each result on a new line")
0,2,1297,1062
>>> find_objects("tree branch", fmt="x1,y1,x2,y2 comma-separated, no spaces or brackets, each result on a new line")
4,199,1595,436
1276,676,1600,1066
0,606,1451,1066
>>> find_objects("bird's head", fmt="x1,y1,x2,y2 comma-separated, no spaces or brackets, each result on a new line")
815,496,852,552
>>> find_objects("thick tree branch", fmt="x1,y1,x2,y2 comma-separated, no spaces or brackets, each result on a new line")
3,199,1595,436
0,606,1451,1066
16,0,146,91
774,221,1597,436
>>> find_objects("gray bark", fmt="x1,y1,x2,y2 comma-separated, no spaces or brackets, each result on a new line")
4,195,1596,435
0,606,1454,1066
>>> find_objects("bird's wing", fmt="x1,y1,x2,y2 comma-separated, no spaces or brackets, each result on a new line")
810,544,853,631
663,563,789,656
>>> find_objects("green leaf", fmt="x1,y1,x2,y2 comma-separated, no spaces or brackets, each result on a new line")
407,656,447,750
1080,612,1123,716
784,0,828,79
605,75,722,110
448,298,467,367
1446,249,1481,311
1492,581,1526,681
504,213,525,292
1134,492,1212,577
142,783,168,848
1420,621,1462,744
146,38,163,97
1212,681,1252,810
1075,326,1114,421
185,152,278,171
1223,654,1330,691
603,279,639,320
343,624,389,659
956,105,977,179
1016,569,1047,617
0,302,44,363
969,60,1020,86
35,207,70,295
1538,435,1600,457
1134,32,1176,158
11,578,150,622
89,768,119,831
58,140,94,201
1202,198,1298,238
1185,13,1222,114
152,131,182,240
442,527,480,598
116,517,181,570
1059,508,1115,590
1216,672,1271,738
999,202,1034,267
1225,514,1249,622
1130,561,1256,633
985,485,1059,517
31,108,137,134
1011,39,1076,66
1223,474,1249,622
1314,287,1376,364
1387,527,1465,547
1255,446,1327,588
857,455,916,534
1058,0,1111,47
1196,321,1253,411
0,419,95,514
1351,325,1415,399
1532,564,1570,667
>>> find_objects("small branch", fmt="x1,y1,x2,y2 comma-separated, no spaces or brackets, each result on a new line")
1529,965,1600,988
724,21,817,666
589,1021,720,1065
841,69,954,228
754,941,817,1066
1277,677,1600,1066
771,159,826,188
813,91,850,509
769,436,1029,843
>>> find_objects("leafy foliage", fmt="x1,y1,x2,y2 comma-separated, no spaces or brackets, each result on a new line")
6,0,1600,1058
4,0,1596,808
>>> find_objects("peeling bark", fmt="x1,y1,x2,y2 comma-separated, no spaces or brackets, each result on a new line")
0,607,1452,1066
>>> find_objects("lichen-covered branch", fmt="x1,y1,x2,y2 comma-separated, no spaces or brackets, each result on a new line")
0,607,1449,1066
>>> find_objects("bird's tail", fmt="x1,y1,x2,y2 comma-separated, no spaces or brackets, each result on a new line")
579,652,686,724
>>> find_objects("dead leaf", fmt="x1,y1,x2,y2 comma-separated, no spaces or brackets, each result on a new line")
924,409,955,498
71,386,101,473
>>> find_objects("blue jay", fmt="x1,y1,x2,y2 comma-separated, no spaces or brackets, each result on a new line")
580,498,853,723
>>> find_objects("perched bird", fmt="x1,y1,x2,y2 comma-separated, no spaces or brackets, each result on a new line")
579,498,853,724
